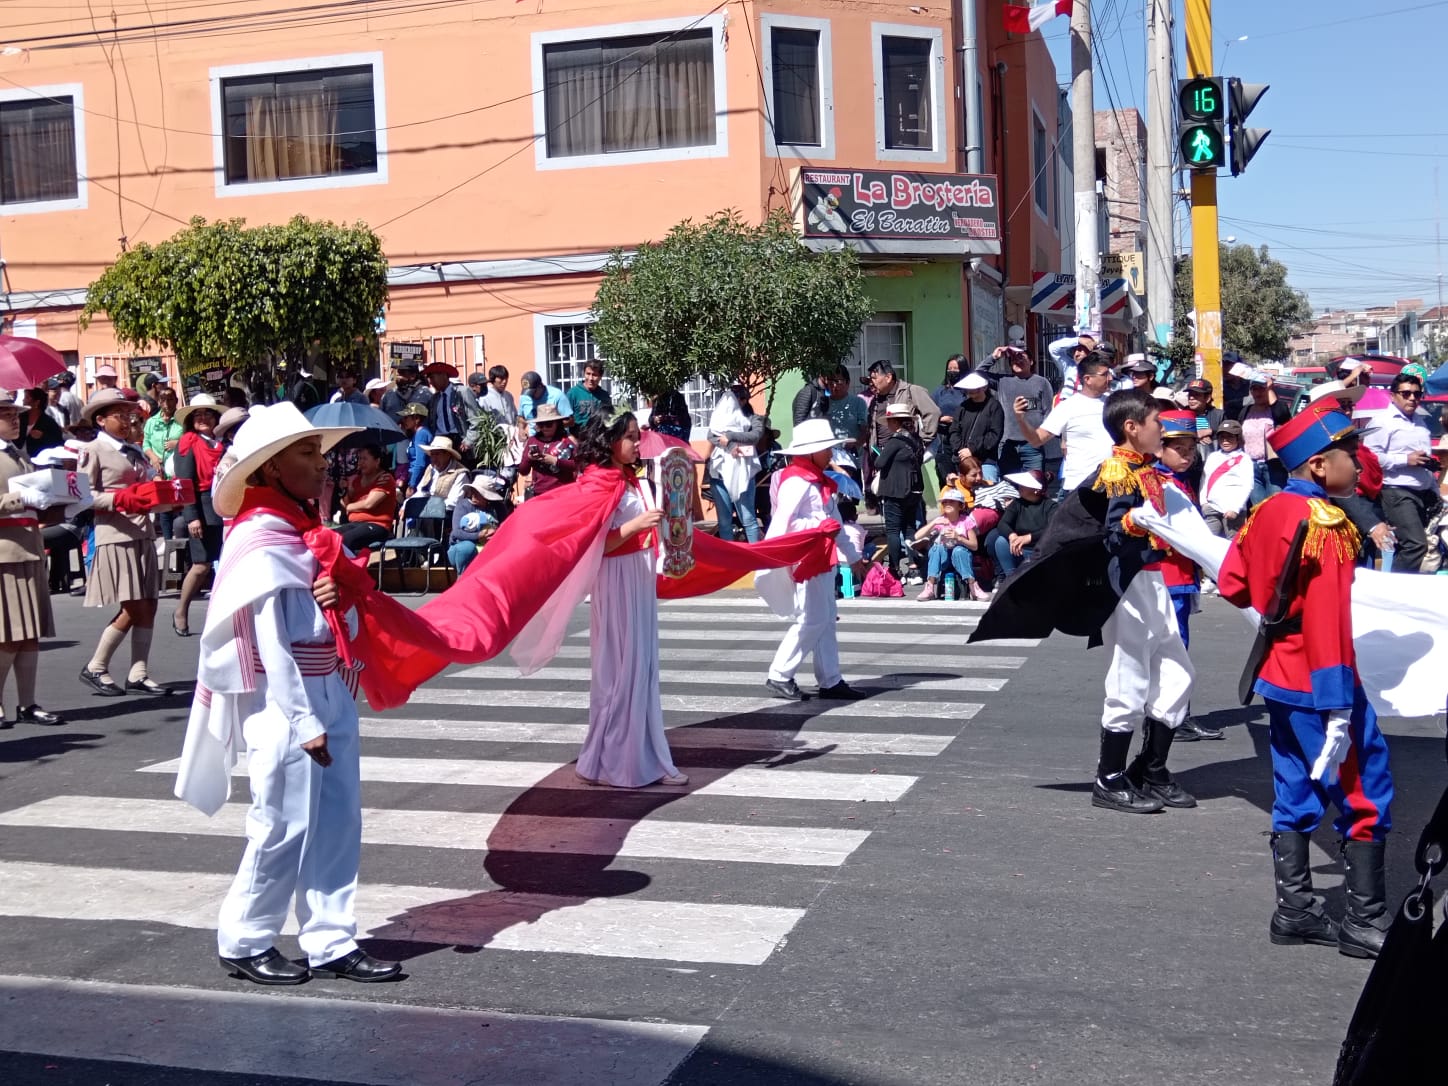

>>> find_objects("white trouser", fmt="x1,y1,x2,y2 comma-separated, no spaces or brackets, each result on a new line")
768,571,842,688
1100,570,1194,733
217,674,361,966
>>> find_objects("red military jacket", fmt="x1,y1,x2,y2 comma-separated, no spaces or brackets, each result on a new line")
1217,478,1361,712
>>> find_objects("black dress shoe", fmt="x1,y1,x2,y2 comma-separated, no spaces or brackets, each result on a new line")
764,678,806,701
126,678,169,696
220,948,309,986
79,668,125,697
1175,718,1225,742
310,949,403,983
16,705,63,726
817,681,867,701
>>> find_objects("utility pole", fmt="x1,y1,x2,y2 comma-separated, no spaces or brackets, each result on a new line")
1145,0,1174,350
1184,0,1222,398
1070,0,1100,338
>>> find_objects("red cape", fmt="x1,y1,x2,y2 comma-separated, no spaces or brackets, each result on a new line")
235,466,836,711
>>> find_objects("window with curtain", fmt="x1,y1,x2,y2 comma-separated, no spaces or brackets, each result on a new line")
769,27,820,146
0,96,79,205
1033,115,1050,214
221,65,377,184
881,36,932,151
543,30,716,158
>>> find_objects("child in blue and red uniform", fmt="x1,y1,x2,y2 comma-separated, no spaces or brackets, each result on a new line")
1218,402,1394,960
1149,411,1224,743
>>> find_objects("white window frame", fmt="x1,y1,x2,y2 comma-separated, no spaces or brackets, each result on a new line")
531,14,730,172
1031,104,1050,221
535,312,610,396
209,51,388,198
0,83,87,215
871,23,946,165
760,14,834,160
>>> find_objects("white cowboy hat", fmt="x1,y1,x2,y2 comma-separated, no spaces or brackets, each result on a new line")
781,418,845,456
460,476,504,502
1151,386,1177,404
212,401,361,518
363,378,388,394
175,392,221,426
1307,379,1366,407
884,402,915,419
1005,471,1045,491
419,434,462,461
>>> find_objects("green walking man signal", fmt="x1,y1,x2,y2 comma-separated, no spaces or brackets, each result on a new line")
1177,77,1226,170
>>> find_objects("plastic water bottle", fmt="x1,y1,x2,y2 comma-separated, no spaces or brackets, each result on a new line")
1380,528,1396,573
841,564,856,598
943,573,957,601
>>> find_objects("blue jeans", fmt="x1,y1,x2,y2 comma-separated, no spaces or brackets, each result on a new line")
1249,459,1287,506
991,531,1034,575
448,540,479,573
708,473,762,543
927,542,974,581
999,439,1044,477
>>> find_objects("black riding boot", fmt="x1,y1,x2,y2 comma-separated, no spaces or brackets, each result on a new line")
1269,831,1337,947
1092,728,1164,814
1338,838,1389,960
1126,718,1197,808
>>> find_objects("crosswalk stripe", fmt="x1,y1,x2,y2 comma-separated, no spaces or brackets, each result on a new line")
410,689,984,720
651,610,979,624
0,861,805,965
0,975,709,1086
658,597,988,612
0,796,873,867
452,665,1005,693
610,627,974,645
539,645,1026,667
139,756,920,802
353,718,955,756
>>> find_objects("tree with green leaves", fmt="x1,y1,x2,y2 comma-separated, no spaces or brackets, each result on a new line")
82,216,389,385
1166,242,1312,368
590,210,873,407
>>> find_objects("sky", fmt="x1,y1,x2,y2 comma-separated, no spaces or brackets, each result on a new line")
1044,0,1448,315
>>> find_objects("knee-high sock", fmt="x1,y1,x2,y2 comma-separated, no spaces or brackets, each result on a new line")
128,625,153,683
0,646,15,710
13,649,37,706
88,624,126,674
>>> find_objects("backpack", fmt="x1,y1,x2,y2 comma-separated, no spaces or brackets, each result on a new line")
860,562,904,598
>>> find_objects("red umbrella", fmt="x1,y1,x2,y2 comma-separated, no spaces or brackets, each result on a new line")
639,427,704,462
0,335,68,390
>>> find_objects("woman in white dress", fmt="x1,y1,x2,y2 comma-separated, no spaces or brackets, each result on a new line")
574,412,688,788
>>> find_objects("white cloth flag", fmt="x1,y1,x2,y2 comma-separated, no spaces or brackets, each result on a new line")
1004,0,1073,34
1131,488,1448,719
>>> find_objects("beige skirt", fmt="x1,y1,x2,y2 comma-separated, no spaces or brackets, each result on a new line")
86,540,160,607
0,559,55,641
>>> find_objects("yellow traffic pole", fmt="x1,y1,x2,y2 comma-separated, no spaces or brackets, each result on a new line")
1185,0,1222,404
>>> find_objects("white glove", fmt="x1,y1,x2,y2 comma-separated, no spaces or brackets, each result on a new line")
14,485,50,511
1310,713,1353,784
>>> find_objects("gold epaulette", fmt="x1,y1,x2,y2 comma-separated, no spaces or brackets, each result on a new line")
1092,455,1139,500
1304,499,1361,564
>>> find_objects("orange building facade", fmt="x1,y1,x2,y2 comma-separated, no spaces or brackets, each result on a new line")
0,0,1063,436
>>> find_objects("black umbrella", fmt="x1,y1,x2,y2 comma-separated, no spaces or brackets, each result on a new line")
305,401,405,450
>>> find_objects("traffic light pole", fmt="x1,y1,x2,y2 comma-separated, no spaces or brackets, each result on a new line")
1145,0,1174,348
1185,0,1222,402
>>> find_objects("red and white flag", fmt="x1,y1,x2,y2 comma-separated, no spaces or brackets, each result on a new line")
1003,0,1072,34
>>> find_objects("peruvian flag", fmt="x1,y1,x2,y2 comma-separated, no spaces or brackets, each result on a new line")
1004,0,1073,33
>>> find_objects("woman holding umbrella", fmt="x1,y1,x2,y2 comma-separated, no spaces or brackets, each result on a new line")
171,394,224,637
0,389,64,726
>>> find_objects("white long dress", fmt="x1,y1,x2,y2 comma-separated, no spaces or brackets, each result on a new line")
576,483,680,787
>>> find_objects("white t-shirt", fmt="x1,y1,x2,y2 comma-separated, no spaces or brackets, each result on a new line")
1039,394,1113,492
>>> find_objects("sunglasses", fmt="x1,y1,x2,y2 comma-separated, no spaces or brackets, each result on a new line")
1395,389,1423,399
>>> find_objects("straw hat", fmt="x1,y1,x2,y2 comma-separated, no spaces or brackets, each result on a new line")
884,402,914,420
419,435,462,461
460,475,504,502
214,405,251,443
0,389,15,407
533,403,566,423
212,402,361,518
780,418,845,456
363,378,388,394
81,387,135,423
175,392,221,427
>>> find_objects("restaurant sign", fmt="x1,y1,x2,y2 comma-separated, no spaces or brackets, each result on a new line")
794,168,1001,256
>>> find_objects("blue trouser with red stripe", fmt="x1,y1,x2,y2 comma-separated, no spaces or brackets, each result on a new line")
1265,688,1393,841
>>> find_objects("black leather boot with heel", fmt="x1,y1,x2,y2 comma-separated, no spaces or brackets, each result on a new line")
1126,718,1197,809
1268,831,1337,947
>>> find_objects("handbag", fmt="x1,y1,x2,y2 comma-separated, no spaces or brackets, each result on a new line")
1334,770,1448,1084
860,562,904,598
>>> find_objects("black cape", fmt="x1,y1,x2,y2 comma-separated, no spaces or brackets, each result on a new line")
969,486,1119,646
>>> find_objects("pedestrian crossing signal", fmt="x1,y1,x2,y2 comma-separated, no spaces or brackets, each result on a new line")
1177,77,1226,171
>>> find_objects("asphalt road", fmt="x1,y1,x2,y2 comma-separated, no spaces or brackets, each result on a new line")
0,585,1441,1086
